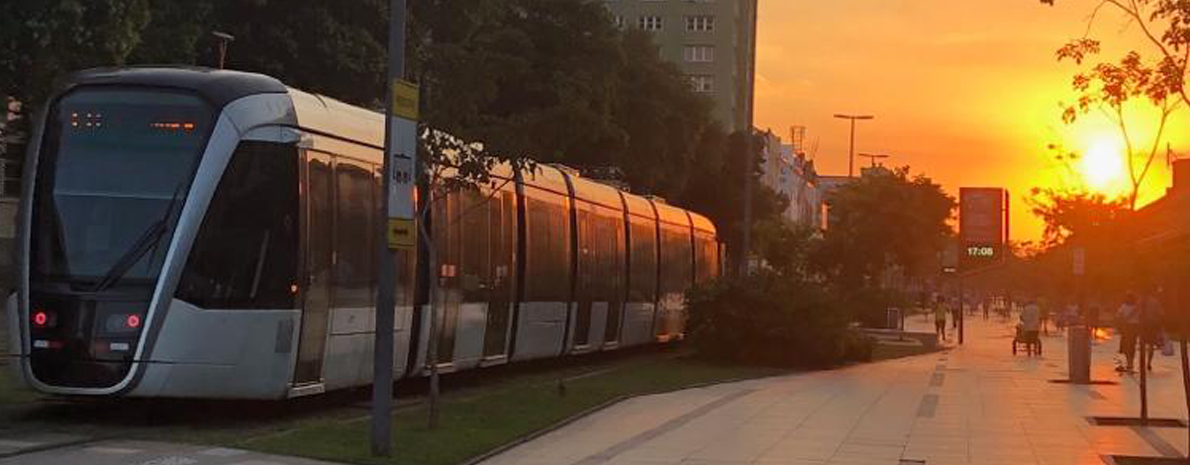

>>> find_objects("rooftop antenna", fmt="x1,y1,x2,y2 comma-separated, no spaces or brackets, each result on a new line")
212,31,235,69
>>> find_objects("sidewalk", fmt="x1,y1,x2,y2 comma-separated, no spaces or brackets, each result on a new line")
478,314,1190,465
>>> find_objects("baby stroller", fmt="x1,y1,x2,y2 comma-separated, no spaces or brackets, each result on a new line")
1012,324,1042,356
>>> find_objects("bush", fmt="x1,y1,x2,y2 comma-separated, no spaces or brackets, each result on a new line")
686,270,852,368
843,287,907,329
841,331,874,362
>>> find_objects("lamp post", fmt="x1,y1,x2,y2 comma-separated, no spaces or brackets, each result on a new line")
833,114,874,177
211,31,235,69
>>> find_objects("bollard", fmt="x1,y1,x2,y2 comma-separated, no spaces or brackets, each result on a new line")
1068,325,1091,383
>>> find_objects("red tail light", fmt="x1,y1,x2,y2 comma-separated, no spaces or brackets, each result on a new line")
126,314,141,329
32,310,53,328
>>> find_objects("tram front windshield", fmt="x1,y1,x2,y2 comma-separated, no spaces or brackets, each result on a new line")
31,88,213,289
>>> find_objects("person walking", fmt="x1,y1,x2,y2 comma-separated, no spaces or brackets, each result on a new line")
934,295,948,342
1021,298,1041,350
1117,293,1141,373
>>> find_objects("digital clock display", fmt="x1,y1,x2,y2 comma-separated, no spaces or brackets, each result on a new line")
966,245,995,257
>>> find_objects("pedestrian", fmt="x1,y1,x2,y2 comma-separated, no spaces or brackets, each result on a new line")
1117,293,1141,373
1021,297,1041,348
1141,292,1165,371
934,295,948,342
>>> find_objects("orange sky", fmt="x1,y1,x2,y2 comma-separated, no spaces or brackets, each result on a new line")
754,0,1190,242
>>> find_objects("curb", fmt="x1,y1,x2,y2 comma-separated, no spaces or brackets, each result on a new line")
0,434,113,459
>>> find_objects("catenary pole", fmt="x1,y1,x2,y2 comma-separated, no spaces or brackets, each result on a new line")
739,0,759,277
372,0,407,456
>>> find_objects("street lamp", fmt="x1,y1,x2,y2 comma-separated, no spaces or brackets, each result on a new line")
857,152,891,169
211,31,235,69
833,113,875,177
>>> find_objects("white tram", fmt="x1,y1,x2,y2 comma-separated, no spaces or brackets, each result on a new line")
4,67,721,399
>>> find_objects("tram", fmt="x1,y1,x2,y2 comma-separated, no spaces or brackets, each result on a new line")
4,67,720,399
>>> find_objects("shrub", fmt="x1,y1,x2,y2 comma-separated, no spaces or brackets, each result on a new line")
686,270,851,368
843,287,907,329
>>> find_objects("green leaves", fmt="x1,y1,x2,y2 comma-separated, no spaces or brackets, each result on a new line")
818,168,955,288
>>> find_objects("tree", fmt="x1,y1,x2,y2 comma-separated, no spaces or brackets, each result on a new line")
0,0,150,107
1026,188,1131,248
1045,0,1188,209
816,167,956,290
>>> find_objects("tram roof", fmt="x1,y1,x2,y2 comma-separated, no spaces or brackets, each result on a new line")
64,66,288,107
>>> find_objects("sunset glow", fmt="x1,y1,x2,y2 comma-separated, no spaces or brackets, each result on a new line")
1081,136,1127,194
756,1,1190,240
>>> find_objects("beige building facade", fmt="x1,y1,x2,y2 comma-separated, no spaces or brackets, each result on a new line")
603,0,757,132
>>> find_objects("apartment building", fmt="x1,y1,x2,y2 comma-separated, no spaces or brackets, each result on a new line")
758,130,824,229
603,0,758,132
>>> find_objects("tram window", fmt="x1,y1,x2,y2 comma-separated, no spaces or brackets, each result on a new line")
332,158,375,309
460,189,490,302
176,141,299,309
694,232,718,283
628,217,656,303
525,193,570,302
662,226,693,293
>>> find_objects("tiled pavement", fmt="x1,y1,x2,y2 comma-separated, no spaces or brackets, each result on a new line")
478,314,1190,465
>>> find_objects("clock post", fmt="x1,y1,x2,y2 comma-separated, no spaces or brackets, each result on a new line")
957,187,1009,345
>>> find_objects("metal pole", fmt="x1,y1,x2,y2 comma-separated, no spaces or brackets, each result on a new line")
1141,299,1149,423
958,275,965,345
738,0,759,277
740,133,753,277
372,0,406,456
848,120,855,177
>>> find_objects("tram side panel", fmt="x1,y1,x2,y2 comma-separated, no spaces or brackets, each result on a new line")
511,181,572,361
654,204,695,342
422,184,518,372
621,197,659,347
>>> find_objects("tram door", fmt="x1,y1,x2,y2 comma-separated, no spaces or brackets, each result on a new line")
482,191,516,358
294,151,333,385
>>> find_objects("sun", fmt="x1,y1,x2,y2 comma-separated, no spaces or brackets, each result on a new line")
1080,137,1126,192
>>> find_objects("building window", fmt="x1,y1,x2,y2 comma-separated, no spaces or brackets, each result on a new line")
638,15,663,31
684,45,714,62
689,75,713,93
686,15,714,32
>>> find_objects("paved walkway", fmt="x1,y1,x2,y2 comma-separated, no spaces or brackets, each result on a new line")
479,314,1190,465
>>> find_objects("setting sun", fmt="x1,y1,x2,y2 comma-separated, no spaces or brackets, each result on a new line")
1081,136,1127,193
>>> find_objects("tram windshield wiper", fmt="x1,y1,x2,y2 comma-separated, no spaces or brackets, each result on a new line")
88,186,185,293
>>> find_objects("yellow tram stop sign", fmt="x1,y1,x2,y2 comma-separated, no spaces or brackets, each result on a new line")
387,218,416,250
392,80,419,120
